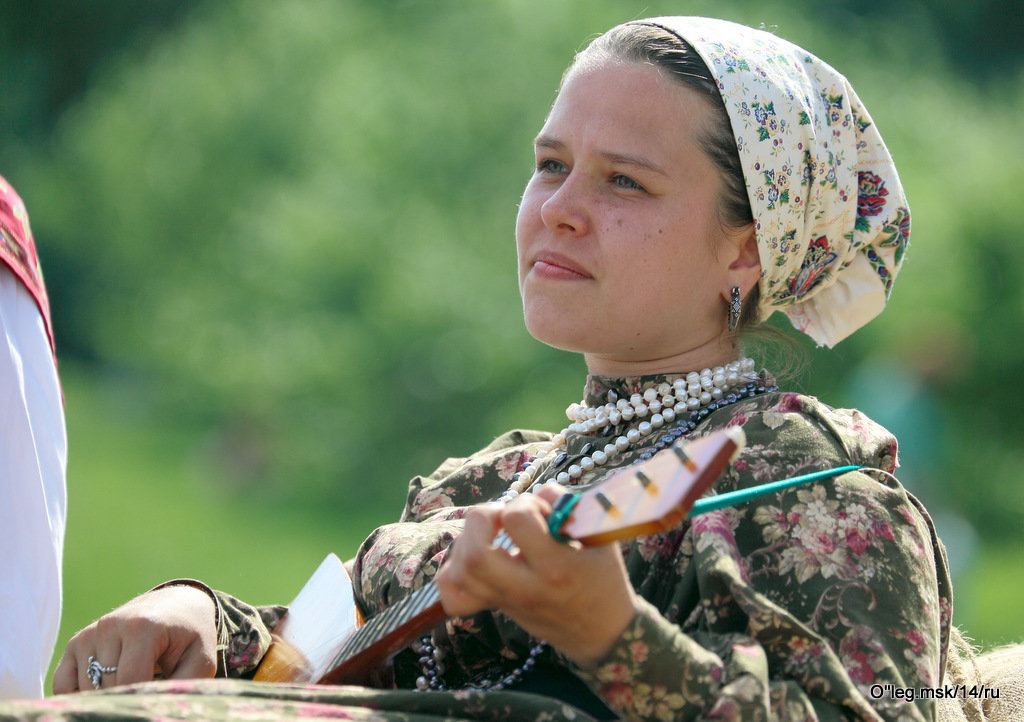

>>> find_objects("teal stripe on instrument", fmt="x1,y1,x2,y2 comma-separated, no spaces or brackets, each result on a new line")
687,464,862,517
547,493,584,542
547,464,862,542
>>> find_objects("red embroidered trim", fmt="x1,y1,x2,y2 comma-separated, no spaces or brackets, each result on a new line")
0,177,56,358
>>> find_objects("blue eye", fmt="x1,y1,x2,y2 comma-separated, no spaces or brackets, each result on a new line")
537,159,567,174
613,174,645,191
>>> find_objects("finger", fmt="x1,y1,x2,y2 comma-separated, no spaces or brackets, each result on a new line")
77,651,95,693
462,503,503,545
499,493,570,566
51,646,80,694
439,550,505,611
165,639,217,680
533,481,570,505
442,529,547,612
436,505,509,614
115,629,163,686
92,625,123,690
67,628,104,693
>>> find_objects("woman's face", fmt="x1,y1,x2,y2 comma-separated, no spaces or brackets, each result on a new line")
516,58,753,375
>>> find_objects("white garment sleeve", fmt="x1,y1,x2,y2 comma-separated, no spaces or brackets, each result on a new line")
0,267,67,700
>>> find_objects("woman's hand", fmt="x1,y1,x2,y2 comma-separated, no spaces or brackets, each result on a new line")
435,484,640,668
52,584,218,694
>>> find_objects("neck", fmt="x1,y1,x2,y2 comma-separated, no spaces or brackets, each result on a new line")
583,336,741,377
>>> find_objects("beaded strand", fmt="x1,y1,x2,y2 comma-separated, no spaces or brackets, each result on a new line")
414,637,547,692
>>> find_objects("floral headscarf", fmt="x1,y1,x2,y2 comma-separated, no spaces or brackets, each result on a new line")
635,17,910,347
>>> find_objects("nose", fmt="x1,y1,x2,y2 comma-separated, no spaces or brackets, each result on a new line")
539,173,589,236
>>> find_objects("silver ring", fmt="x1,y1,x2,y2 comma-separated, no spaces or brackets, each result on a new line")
86,655,117,690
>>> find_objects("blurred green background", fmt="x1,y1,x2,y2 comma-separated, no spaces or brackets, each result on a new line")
2,0,1022,691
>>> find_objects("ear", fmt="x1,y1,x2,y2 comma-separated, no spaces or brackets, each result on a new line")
722,224,761,301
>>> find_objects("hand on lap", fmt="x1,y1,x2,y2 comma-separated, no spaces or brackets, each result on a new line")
52,585,218,694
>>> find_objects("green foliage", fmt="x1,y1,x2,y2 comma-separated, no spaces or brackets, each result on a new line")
956,541,1024,648
30,0,581,514
11,0,1024,537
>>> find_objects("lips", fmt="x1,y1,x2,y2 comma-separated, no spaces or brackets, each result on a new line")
530,251,591,280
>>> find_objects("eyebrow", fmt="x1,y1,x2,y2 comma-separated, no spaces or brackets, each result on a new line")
534,135,670,178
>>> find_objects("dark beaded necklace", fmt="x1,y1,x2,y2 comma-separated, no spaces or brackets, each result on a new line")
634,380,776,462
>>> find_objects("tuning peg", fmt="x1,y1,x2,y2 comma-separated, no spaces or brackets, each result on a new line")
593,490,621,517
671,444,697,471
633,469,659,494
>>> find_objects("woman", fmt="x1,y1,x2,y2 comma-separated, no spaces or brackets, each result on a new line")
2,15,991,722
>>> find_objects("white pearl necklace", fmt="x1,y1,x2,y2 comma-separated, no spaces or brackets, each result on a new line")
501,358,757,499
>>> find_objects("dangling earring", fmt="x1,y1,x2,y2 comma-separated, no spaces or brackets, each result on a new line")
727,286,742,332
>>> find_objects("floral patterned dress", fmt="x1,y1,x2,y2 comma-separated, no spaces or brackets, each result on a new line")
0,373,952,721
